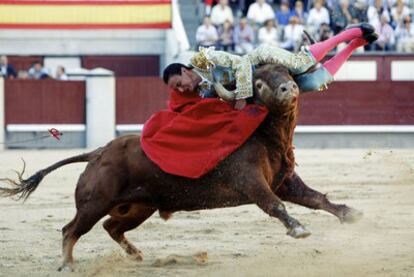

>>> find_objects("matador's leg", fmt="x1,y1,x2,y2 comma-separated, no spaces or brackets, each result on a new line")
295,37,373,92
246,23,374,77
323,38,369,78
308,23,374,63
247,45,317,76
246,23,377,94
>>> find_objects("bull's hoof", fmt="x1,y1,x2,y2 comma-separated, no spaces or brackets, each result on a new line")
126,249,144,261
123,242,144,261
57,262,74,272
131,252,144,261
287,225,311,239
340,207,363,224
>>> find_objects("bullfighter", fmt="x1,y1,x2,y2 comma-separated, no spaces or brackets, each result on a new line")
163,23,378,109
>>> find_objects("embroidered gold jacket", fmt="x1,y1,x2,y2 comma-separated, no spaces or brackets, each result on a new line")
190,46,317,100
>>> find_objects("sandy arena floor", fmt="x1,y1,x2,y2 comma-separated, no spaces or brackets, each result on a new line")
0,148,413,277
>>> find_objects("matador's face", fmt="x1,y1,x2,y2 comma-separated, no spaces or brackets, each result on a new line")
167,68,199,93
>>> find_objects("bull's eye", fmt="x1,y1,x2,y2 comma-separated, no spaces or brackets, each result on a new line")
281,86,287,92
256,82,262,90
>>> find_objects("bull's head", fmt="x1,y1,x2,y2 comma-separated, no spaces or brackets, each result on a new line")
253,64,299,113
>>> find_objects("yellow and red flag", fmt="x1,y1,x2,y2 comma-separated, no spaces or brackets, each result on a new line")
0,0,171,29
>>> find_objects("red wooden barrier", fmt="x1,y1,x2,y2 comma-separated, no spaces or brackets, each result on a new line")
82,56,160,77
5,79,85,124
382,55,414,81
4,78,413,126
116,78,414,126
298,81,414,125
7,55,161,78
116,77,168,124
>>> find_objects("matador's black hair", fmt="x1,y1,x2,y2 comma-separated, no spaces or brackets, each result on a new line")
162,63,193,84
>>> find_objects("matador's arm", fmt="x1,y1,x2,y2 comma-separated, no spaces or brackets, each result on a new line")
191,48,253,100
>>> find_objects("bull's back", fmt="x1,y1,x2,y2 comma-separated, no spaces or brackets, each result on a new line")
77,134,275,212
129,136,272,211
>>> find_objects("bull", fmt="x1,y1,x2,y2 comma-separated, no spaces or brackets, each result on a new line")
0,64,361,271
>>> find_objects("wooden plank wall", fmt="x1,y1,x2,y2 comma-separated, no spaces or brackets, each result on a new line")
6,55,160,77
116,77,168,124
5,80,85,124
82,56,160,77
298,81,414,125
116,79,414,125
3,79,413,126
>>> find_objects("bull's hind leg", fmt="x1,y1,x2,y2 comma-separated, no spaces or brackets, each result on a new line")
239,173,311,239
103,204,156,260
58,207,108,271
277,173,362,223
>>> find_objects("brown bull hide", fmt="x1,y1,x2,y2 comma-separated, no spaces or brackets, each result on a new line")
0,64,362,271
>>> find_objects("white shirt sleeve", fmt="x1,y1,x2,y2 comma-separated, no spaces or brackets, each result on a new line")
323,8,330,25
246,3,256,22
196,25,207,43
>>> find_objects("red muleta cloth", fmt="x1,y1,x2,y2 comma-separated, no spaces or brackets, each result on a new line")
141,90,268,178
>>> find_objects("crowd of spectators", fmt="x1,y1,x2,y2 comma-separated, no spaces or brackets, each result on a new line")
0,56,68,80
197,0,414,53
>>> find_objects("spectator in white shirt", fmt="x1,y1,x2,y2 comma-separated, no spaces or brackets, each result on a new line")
55,66,68,81
196,16,219,48
28,61,49,79
307,0,330,36
395,15,414,52
293,0,307,25
367,0,390,29
210,0,234,27
258,19,280,47
218,20,235,51
246,0,275,26
391,0,410,28
372,14,395,50
233,17,255,54
280,16,304,51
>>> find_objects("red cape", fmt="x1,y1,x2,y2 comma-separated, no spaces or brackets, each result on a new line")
141,90,268,178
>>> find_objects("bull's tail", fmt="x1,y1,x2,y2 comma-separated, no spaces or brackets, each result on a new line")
0,148,101,201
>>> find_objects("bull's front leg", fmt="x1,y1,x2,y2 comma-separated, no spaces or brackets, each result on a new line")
238,173,311,239
276,172,363,223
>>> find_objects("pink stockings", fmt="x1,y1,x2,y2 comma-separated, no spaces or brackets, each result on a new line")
308,28,367,76
323,38,368,76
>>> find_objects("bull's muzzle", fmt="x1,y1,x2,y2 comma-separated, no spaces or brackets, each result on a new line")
277,81,299,103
